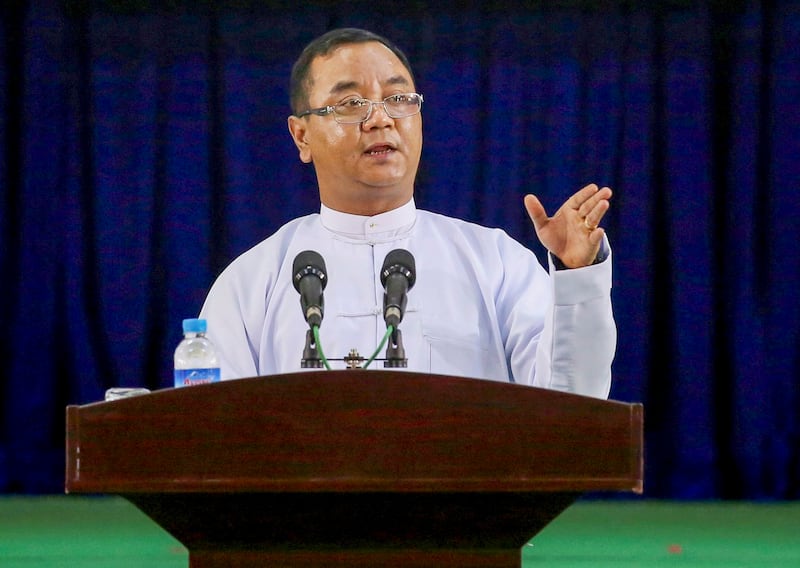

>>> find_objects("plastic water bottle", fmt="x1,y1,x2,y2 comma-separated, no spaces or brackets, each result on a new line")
173,318,221,387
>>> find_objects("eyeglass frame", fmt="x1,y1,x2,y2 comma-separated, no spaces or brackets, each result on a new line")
295,93,424,124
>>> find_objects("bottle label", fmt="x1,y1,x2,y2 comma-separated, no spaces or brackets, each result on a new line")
174,368,221,388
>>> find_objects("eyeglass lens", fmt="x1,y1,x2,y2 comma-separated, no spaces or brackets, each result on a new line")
334,94,422,124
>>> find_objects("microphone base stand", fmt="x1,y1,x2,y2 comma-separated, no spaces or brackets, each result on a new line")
301,329,324,368
383,328,408,368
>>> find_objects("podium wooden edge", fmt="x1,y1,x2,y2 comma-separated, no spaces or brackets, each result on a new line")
64,371,644,568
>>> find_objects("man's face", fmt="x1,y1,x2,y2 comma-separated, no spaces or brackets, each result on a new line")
288,41,423,216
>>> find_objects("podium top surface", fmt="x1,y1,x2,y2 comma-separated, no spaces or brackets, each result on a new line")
66,371,643,495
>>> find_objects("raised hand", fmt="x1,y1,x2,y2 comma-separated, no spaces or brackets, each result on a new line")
524,183,612,269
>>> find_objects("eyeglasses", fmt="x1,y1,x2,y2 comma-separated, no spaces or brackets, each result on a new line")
296,93,424,124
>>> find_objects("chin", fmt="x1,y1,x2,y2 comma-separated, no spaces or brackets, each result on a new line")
360,174,407,188
359,182,411,206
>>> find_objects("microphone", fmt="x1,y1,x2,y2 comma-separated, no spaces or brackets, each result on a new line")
292,250,328,328
380,249,416,329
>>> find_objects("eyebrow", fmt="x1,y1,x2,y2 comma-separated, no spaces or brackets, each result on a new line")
328,75,410,96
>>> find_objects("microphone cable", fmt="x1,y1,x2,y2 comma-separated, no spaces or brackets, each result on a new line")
311,324,332,370
362,325,394,370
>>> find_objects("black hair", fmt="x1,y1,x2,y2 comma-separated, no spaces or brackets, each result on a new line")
289,28,415,116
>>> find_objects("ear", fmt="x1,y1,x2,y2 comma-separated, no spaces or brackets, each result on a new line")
287,115,313,164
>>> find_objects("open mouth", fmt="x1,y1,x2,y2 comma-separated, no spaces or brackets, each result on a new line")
364,144,395,156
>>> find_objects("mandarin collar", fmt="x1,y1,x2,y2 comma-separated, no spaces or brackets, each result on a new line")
320,198,417,240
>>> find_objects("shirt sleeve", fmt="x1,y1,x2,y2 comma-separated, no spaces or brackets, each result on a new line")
502,235,615,399
534,236,615,398
199,264,262,380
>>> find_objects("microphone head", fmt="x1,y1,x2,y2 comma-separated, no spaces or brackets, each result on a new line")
380,249,416,289
292,250,328,292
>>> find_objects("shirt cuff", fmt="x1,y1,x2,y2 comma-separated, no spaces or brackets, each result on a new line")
550,238,610,271
548,236,612,305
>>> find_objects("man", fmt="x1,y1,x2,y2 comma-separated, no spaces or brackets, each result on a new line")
199,28,615,399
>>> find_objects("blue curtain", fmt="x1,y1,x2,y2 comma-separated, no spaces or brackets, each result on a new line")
1,1,798,498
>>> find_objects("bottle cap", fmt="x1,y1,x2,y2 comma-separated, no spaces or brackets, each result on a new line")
182,318,207,334
105,387,151,401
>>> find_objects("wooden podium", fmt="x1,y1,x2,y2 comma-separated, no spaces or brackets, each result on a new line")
65,371,643,567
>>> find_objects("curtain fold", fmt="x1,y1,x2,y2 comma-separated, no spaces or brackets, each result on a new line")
1,1,798,497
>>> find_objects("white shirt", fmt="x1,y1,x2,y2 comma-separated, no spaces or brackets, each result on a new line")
199,199,615,398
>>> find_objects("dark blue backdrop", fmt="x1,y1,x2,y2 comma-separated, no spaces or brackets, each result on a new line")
1,1,798,498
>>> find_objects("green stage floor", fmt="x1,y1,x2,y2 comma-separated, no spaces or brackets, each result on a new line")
1,497,798,567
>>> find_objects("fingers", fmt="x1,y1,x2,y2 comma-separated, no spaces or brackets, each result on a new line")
574,184,612,231
582,197,610,231
526,184,612,235
575,184,612,215
568,183,600,209
587,225,606,246
523,194,548,231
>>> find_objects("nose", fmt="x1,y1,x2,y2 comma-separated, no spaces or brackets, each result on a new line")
361,101,394,130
